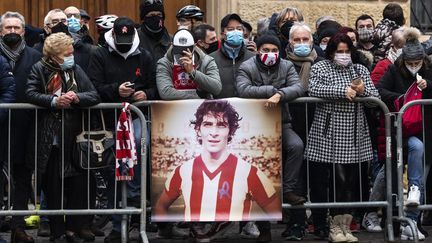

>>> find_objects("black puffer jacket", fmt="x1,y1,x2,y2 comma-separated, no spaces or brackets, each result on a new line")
25,61,100,177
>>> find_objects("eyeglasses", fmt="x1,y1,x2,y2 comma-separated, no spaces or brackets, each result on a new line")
66,13,81,19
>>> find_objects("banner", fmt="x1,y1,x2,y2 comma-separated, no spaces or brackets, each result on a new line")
151,98,282,222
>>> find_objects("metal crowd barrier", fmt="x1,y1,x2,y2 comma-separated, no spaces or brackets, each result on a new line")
286,97,395,242
395,99,432,243
0,98,397,243
0,103,149,243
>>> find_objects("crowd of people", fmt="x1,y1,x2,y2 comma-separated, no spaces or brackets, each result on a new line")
0,0,431,242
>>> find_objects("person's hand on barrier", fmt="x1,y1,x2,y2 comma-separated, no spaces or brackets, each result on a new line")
179,48,194,73
56,93,73,108
265,93,281,108
65,91,79,104
119,82,135,98
351,80,365,95
132,91,147,101
346,86,357,101
416,78,427,90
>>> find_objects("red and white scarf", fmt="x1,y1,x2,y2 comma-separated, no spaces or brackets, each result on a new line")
115,102,137,181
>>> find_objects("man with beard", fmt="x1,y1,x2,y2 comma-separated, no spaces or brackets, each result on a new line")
0,11,41,243
137,0,171,62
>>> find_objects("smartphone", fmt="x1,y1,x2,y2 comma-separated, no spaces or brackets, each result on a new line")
351,76,363,86
125,83,135,89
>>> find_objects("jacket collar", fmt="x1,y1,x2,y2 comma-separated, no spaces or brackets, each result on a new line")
220,40,247,61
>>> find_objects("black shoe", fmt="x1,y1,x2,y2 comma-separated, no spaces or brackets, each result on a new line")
90,225,105,237
104,230,121,243
257,228,272,243
65,232,84,243
78,229,95,242
282,224,304,241
283,192,306,205
38,221,51,237
313,225,329,240
53,235,67,243
11,228,34,243
422,211,432,226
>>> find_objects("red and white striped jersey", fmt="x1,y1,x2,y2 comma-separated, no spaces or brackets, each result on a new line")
164,153,278,221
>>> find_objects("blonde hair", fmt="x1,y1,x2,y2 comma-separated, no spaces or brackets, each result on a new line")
43,32,74,57
276,7,304,27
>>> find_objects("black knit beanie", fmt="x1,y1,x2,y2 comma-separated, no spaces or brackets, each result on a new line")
256,33,281,50
140,0,165,20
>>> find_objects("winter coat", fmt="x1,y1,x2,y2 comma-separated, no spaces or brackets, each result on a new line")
305,60,379,164
210,41,255,98
137,27,171,63
371,58,392,85
0,46,41,166
236,56,305,124
0,56,14,122
156,46,221,100
26,62,100,177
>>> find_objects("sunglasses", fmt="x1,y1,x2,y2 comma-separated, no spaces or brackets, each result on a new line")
66,13,81,19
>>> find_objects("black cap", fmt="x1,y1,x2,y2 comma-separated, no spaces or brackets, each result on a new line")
80,9,90,20
113,17,135,44
221,13,242,30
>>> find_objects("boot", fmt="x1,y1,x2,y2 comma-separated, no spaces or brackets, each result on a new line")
342,214,358,243
328,215,347,243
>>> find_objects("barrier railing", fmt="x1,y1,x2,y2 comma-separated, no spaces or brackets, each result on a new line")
0,98,396,242
395,99,432,243
0,103,148,243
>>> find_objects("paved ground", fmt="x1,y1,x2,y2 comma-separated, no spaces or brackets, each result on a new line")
1,222,431,242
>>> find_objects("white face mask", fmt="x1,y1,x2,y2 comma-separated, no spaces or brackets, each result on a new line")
406,64,422,76
320,44,327,51
334,53,352,66
259,52,279,66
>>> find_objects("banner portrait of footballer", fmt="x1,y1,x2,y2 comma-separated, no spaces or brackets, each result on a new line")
151,98,282,222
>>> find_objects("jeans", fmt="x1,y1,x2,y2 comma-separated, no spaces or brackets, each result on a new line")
282,124,304,193
406,136,425,221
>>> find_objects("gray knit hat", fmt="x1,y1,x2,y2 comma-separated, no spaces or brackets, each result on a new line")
402,27,425,60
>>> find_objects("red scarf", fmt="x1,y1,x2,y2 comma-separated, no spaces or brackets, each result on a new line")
115,102,137,181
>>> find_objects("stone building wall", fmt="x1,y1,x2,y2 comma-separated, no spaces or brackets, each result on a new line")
206,0,410,34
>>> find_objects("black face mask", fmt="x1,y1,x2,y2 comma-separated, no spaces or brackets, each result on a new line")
115,44,132,53
205,41,219,54
2,33,22,47
280,20,294,39
51,22,70,35
143,16,163,33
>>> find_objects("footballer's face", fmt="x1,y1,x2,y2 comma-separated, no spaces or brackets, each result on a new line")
199,112,230,156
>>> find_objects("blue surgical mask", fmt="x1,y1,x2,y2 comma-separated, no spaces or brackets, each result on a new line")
293,43,311,57
67,17,81,33
60,55,75,70
226,30,243,46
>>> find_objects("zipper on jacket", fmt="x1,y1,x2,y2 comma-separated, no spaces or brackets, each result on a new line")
323,112,331,137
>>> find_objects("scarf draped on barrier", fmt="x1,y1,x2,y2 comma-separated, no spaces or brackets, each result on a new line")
115,102,137,181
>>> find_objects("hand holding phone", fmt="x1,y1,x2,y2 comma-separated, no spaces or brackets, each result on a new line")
125,82,135,89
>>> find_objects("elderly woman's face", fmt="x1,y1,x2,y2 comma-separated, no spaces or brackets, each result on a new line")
54,44,74,64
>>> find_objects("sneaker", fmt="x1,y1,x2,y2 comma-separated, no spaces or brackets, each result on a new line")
362,212,383,232
341,214,358,243
400,222,425,241
240,222,260,239
406,185,421,206
192,222,233,243
328,215,347,243
349,218,360,233
282,224,304,241
257,228,272,243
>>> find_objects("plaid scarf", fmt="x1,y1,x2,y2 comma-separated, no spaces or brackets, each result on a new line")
0,38,26,70
115,102,137,181
41,57,78,95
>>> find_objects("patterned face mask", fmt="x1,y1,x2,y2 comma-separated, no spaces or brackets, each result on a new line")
334,53,352,66
358,27,374,42
259,52,279,66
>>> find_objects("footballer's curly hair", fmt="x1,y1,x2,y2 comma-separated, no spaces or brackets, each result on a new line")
191,100,242,144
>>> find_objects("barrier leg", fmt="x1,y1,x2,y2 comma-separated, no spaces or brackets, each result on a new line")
121,181,128,243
